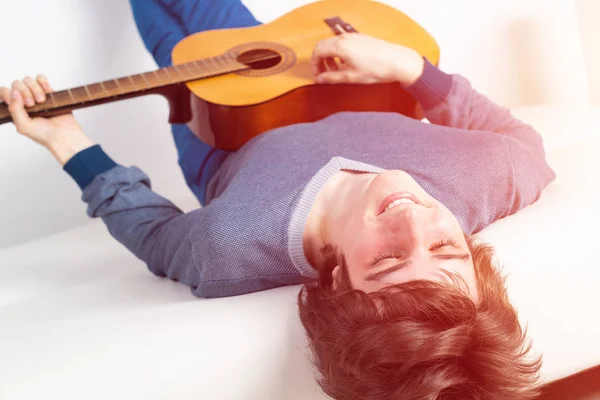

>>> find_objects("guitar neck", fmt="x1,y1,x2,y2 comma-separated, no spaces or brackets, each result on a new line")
0,54,249,125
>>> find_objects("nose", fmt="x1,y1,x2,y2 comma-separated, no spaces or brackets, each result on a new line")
386,205,435,244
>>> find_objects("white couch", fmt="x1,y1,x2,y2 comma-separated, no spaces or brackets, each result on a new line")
1,1,599,399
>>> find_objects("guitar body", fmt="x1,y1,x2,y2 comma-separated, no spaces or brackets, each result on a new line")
172,0,440,151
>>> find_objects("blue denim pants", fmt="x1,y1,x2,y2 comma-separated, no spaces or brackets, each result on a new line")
129,0,261,205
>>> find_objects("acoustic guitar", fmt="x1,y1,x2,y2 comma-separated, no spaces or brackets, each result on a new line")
0,0,439,151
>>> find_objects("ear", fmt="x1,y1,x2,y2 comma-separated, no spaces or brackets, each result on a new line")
331,265,341,290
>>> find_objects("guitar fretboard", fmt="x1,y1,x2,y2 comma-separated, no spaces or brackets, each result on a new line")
0,53,251,124
45,54,249,109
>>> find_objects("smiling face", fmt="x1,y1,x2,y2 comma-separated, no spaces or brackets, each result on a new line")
330,170,477,297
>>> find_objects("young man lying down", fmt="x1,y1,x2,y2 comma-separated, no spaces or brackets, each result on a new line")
1,1,555,398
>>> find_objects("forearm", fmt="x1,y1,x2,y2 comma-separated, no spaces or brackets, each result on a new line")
5,77,200,285
56,142,201,288
403,58,546,153
47,133,96,166
389,46,425,88
82,163,198,283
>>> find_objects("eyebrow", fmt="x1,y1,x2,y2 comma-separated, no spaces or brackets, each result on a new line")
433,253,471,261
364,253,470,282
365,260,411,281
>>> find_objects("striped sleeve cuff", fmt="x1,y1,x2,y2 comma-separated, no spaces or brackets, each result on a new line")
63,144,118,190
405,57,453,110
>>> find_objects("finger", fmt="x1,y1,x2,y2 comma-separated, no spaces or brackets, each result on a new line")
317,57,340,75
0,87,10,105
12,80,34,107
324,57,339,72
24,76,46,103
313,36,348,60
311,36,347,76
36,75,53,93
8,89,33,133
317,69,362,84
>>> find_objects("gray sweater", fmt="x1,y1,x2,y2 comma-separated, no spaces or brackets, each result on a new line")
66,61,555,298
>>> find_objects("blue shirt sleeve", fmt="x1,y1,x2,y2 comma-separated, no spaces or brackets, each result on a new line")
63,145,118,190
404,57,453,110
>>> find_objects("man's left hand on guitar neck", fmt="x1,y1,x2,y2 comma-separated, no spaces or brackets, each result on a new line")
0,76,94,166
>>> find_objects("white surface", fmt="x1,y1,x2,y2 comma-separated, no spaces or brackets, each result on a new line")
0,226,323,400
0,0,593,248
1,0,600,399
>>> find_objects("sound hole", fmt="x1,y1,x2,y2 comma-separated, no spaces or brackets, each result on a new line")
237,49,282,70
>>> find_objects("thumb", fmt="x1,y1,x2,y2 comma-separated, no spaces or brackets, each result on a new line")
8,89,33,134
317,69,362,84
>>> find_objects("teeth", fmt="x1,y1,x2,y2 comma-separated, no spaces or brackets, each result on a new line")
384,197,416,212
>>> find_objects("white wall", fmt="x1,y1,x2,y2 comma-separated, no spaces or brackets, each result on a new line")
246,0,590,107
577,0,600,103
0,0,591,249
0,0,195,249
384,0,589,107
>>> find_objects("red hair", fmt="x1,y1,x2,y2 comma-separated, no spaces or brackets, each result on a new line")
298,236,542,400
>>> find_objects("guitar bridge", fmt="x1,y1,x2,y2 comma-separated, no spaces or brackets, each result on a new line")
324,17,358,35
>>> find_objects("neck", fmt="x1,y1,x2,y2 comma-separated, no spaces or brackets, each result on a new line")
303,170,373,268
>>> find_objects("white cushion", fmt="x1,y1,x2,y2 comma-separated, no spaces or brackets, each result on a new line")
0,224,324,400
1,106,599,398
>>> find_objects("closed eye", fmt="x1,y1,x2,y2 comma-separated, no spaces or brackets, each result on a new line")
429,238,457,251
370,252,400,266
430,238,470,261
370,239,461,267
371,238,458,265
